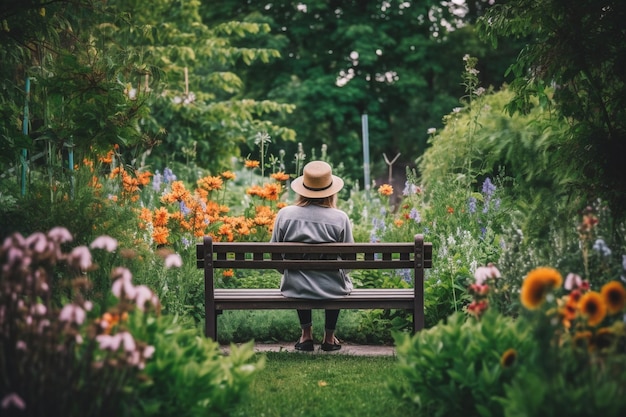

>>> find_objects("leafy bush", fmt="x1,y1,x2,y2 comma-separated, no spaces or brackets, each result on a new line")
126,314,263,417
0,228,262,417
392,311,533,417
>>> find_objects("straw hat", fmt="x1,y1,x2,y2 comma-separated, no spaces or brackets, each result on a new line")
291,161,344,198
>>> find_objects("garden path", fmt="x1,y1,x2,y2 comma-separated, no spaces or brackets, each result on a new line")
222,342,396,356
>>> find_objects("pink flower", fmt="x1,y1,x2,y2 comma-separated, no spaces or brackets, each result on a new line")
96,334,121,351
134,285,157,311
143,345,155,359
474,264,501,285
25,232,48,253
164,253,183,268
90,235,118,252
1,393,26,410
96,332,135,352
67,246,92,270
119,331,136,352
564,273,583,291
59,304,86,325
111,267,136,299
48,227,73,243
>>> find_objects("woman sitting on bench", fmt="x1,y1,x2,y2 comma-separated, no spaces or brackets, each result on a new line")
270,161,354,352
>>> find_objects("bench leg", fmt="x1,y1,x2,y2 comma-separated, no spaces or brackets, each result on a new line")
206,311,217,340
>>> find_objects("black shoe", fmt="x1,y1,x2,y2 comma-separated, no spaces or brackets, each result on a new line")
294,339,314,351
321,341,341,352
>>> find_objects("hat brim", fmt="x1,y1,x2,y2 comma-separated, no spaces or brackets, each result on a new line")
291,175,344,198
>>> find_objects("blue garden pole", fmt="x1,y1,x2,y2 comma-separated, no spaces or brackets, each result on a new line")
361,113,370,194
68,137,75,199
21,76,30,196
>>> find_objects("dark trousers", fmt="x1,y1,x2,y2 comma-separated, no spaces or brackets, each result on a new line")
297,309,340,331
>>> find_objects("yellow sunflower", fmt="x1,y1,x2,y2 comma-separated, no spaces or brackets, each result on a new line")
600,281,626,315
578,291,607,327
592,327,615,350
500,348,517,368
572,330,593,349
520,267,563,310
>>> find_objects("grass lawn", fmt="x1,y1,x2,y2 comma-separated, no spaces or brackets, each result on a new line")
230,352,415,417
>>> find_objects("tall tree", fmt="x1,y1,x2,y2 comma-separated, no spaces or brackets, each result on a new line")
478,0,626,219
203,0,515,183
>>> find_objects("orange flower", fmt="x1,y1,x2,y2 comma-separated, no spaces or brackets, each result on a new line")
601,281,626,315
139,207,153,225
245,159,260,169
152,226,170,245
222,269,234,278
394,219,404,227
271,172,290,181
99,149,115,164
197,175,223,192
161,181,191,203
218,224,234,242
277,202,288,209
153,207,169,227
378,184,394,196
136,170,152,186
447,206,454,214
579,291,607,327
262,182,282,201
246,185,264,197
520,267,563,310
221,170,236,180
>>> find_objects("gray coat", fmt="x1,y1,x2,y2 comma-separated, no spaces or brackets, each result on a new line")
270,204,354,299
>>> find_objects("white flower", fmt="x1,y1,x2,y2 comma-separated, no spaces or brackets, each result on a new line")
164,253,183,268
59,304,86,325
90,235,118,252
427,128,436,135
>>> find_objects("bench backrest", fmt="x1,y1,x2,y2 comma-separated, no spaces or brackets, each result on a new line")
196,234,432,288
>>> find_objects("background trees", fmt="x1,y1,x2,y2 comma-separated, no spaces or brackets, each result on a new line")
478,0,626,220
203,0,521,182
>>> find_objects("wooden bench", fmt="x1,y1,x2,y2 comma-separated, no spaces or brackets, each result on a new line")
196,234,432,340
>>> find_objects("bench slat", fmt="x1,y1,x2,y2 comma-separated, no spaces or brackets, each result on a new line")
212,259,417,269
214,288,415,310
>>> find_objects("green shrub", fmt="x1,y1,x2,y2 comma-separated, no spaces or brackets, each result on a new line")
126,314,264,417
392,311,533,417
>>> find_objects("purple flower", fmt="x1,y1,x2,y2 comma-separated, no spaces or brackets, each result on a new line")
152,170,162,191
409,208,421,222
592,239,612,257
402,181,418,196
163,167,176,183
179,201,191,216
482,178,496,198
468,197,477,214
